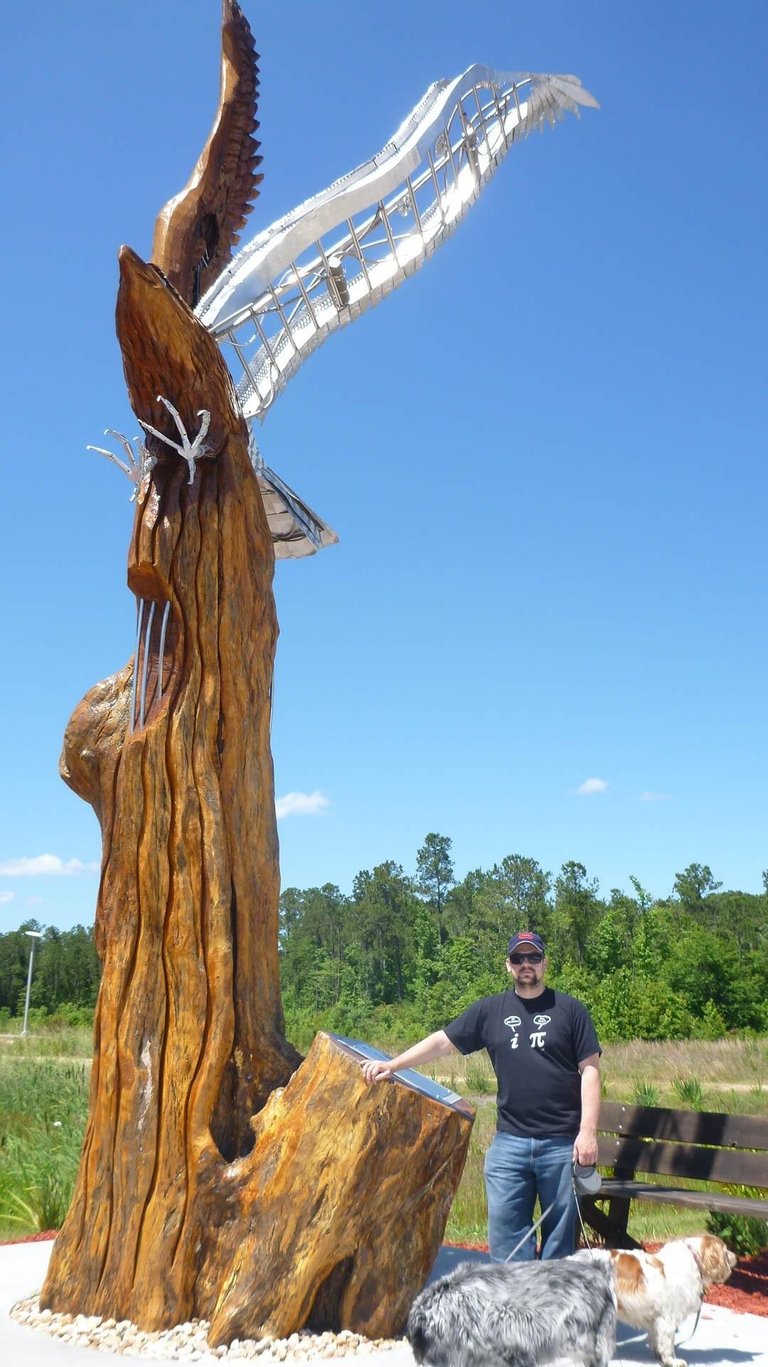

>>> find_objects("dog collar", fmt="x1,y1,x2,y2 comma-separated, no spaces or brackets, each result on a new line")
686,1243,705,1279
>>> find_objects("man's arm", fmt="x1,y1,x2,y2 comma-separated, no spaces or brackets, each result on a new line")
573,1053,601,1164
360,1029,458,1084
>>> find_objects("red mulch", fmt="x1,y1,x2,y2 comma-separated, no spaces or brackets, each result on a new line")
2,1230,58,1243
4,1233,767,1318
449,1241,768,1319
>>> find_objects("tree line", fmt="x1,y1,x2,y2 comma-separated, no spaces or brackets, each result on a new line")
2,842,766,1048
0,921,100,1023
278,838,768,1048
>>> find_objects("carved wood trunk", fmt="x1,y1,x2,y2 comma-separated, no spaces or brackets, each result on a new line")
40,248,473,1339
199,1033,473,1346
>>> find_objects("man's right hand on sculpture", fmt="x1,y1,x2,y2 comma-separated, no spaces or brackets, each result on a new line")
360,1059,395,1084
359,1030,456,1085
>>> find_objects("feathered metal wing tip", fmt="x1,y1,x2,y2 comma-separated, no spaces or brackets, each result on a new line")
527,73,600,129
151,0,263,307
252,452,339,559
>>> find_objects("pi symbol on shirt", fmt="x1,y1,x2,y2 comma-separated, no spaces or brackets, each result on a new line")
504,1014,522,1049
529,1013,551,1049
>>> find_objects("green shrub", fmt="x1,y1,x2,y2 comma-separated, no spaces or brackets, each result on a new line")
707,1207,768,1257
281,1003,318,1053
48,1003,95,1031
695,999,727,1041
24,1005,49,1025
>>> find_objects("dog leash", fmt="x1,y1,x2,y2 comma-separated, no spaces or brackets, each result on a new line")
503,1201,556,1262
675,1305,703,1346
503,1171,592,1263
574,1184,595,1250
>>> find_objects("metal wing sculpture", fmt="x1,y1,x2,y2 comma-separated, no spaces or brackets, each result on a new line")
197,65,598,426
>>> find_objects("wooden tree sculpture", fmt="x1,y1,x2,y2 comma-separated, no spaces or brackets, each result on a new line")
41,0,596,1343
40,2,474,1345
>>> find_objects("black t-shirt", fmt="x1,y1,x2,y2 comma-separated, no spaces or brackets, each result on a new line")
444,987,601,1138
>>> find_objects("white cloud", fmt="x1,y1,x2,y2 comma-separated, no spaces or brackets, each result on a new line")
0,891,15,905
275,791,329,820
576,778,609,796
0,854,98,877
639,791,671,802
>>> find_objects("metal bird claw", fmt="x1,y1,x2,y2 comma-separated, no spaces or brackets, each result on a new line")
139,396,212,485
87,429,157,501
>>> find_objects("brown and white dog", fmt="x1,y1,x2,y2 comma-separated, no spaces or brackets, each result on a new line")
573,1235,737,1367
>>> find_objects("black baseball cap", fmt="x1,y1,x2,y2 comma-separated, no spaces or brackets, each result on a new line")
507,932,546,956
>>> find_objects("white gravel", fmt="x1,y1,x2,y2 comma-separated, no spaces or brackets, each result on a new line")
10,1297,405,1362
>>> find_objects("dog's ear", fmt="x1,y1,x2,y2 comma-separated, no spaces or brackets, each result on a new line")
696,1235,736,1283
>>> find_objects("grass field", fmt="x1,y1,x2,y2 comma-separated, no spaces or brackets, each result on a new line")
1,1025,767,1245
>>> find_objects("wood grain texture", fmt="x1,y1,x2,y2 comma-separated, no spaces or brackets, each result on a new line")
40,248,473,1338
200,1033,473,1346
151,0,262,306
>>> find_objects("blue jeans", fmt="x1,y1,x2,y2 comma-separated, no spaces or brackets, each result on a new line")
483,1133,576,1262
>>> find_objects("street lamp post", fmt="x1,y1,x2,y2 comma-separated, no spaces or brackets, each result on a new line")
21,930,44,1037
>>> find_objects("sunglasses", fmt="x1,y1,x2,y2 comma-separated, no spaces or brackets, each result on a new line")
509,952,543,965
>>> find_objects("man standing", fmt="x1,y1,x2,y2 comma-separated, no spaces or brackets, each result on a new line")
361,931,600,1261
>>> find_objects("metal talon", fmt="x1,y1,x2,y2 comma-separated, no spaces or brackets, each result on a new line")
88,429,155,500
130,600,144,733
138,601,156,730
156,601,171,702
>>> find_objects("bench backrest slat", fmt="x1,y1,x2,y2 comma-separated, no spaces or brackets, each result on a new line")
598,1101,768,1152
597,1134,768,1188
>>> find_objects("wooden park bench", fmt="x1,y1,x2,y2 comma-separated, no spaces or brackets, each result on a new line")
579,1101,768,1248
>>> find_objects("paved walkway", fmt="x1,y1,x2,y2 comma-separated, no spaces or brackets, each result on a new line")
2,1240,766,1367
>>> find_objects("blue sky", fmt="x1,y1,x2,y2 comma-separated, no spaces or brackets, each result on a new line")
1,1,766,932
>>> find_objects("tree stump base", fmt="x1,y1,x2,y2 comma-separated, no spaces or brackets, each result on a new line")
199,1032,474,1345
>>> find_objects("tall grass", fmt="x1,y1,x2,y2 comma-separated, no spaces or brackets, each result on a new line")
673,1076,705,1110
632,1081,660,1106
445,1105,495,1244
603,1036,768,1093
0,1020,93,1060
0,1060,90,1237
464,1056,496,1095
